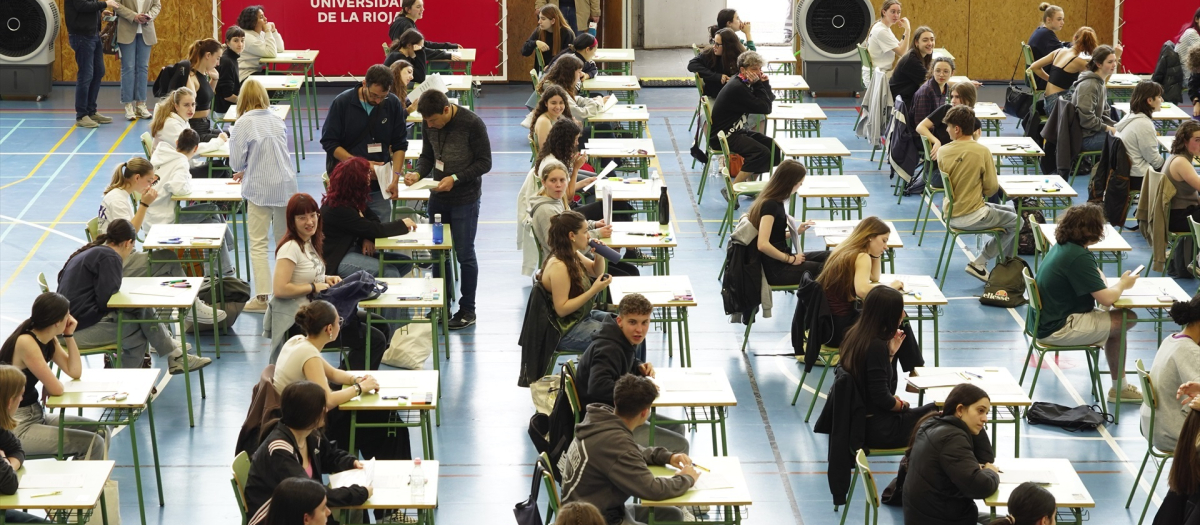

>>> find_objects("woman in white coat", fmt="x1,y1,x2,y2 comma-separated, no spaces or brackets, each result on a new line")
149,87,227,178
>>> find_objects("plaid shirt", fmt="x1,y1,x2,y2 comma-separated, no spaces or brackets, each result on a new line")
910,77,947,128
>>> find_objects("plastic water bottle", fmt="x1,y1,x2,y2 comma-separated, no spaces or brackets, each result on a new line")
409,457,426,502
432,214,443,245
422,272,434,302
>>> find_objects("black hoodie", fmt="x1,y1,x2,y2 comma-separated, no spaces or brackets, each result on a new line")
902,415,1000,525
576,315,644,407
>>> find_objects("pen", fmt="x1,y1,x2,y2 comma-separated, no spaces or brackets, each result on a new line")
964,371,984,379
692,463,711,472
626,232,662,236
31,491,61,498
162,279,187,284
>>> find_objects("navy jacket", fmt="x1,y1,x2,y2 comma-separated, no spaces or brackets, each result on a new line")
57,246,124,331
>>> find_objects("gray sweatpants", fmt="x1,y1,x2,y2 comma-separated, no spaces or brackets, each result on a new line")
74,310,178,368
13,403,107,460
947,202,1019,266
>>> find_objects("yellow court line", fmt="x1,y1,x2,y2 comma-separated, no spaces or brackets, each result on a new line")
0,126,76,191
2,122,136,295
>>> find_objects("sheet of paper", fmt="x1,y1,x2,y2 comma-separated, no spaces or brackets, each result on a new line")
654,377,720,392
582,162,619,193
601,95,619,113
907,375,966,389
383,282,425,299
812,226,854,237
329,458,374,489
409,74,448,102
404,178,439,191
273,52,298,59
999,470,1057,485
61,381,126,393
602,186,613,225
691,473,734,491
18,474,83,489
126,284,178,297
374,473,408,490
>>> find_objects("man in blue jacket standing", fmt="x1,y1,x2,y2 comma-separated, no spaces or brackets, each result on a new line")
66,0,120,128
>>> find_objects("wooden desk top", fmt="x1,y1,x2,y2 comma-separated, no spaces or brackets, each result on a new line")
1109,277,1191,308
173,179,243,201
0,460,114,510
46,368,160,409
594,177,663,200
584,138,657,157
143,223,226,250
758,47,797,64
246,74,303,91
645,456,753,506
769,75,809,90
600,221,677,249
881,274,949,306
985,458,1095,508
259,50,319,64
815,220,903,248
652,367,736,407
776,137,850,157
1113,101,1191,121
608,275,696,307
588,104,651,123
357,278,445,309
340,370,439,411
216,104,289,123
594,48,636,62
768,102,827,120
430,48,475,62
909,367,1031,406
582,75,641,91
376,229,454,251
794,175,869,198
332,460,439,509
973,102,1006,120
1040,223,1131,252
1107,73,1141,88
979,137,1045,157
997,174,1078,198
109,277,203,308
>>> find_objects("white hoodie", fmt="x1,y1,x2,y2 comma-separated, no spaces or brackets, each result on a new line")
153,113,226,168
144,140,193,235
1114,112,1165,180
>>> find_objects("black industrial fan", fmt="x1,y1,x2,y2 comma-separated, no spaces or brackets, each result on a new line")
794,0,873,93
0,0,59,99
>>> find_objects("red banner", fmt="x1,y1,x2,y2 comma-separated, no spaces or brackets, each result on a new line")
1120,0,1196,74
218,0,502,78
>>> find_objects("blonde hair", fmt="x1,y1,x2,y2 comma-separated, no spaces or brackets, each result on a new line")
103,157,154,195
237,78,270,116
816,217,892,303
0,365,25,431
1039,3,1063,23
150,87,197,138
537,159,571,209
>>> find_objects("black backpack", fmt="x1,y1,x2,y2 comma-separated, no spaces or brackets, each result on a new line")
526,363,577,479
152,60,189,98
1026,402,1113,431
1013,197,1046,256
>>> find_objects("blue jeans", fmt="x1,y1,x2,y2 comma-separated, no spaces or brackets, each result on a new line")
338,251,413,279
3,510,48,523
368,189,392,222
1081,131,1108,153
427,197,480,313
118,34,152,104
68,34,104,119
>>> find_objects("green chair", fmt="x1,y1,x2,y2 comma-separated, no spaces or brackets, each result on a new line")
690,72,707,169
1019,268,1105,411
1189,216,1200,277
911,136,946,246
1069,148,1103,185
1030,218,1049,269
840,447,906,525
231,451,251,524
689,44,703,133
1021,42,1034,70
790,347,839,422
140,132,154,158
737,284,798,354
85,217,100,242
562,360,583,425
855,44,880,164
538,452,561,525
1157,222,1196,277
1125,359,1173,525
933,174,1006,287
534,48,546,73
715,129,767,247
696,97,724,203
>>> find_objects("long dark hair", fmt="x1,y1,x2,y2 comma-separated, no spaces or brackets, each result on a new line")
701,28,744,77
542,211,589,298
264,477,328,525
323,157,372,213
535,116,581,170
839,286,905,377
908,26,934,72
279,380,327,431
388,28,424,55
276,193,324,258
529,85,575,141
1170,410,1200,494
59,219,137,282
0,292,70,365
538,54,583,97
909,383,992,448
537,5,573,57
236,6,263,31
389,59,412,102
747,160,805,225
708,8,738,41
987,482,1056,525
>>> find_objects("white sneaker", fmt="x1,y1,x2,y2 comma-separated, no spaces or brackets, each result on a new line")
243,295,269,313
135,102,152,119
124,103,137,121
1108,383,1142,403
192,300,227,325
168,353,212,375
965,262,990,283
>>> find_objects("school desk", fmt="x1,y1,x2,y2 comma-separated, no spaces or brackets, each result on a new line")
143,223,228,356
645,456,752,525
608,275,697,367
599,221,677,276
358,277,447,425
881,274,949,366
340,370,439,460
173,179,250,279
648,367,737,456
908,366,1031,456
0,459,115,525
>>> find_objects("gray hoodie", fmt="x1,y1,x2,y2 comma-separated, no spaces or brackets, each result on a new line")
1070,71,1115,135
559,404,693,525
528,194,598,252
1114,112,1166,179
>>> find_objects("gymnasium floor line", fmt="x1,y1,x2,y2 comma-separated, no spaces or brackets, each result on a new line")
741,350,805,523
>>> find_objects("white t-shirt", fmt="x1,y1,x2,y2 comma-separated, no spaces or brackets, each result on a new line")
98,188,135,232
273,335,323,393
276,239,326,286
867,21,900,72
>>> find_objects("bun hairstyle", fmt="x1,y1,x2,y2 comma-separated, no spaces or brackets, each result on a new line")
0,292,71,365
1070,27,1098,55
293,300,338,336
1038,3,1063,23
103,157,154,195
569,33,597,52
176,128,201,153
59,219,137,281
1170,293,1200,326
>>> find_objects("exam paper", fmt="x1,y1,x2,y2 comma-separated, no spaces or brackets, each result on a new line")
329,458,375,489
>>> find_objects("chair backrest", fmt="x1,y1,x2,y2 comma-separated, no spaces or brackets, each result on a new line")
855,449,881,509
538,452,561,513
381,42,389,58
321,172,330,190
140,132,153,158
692,43,701,57
856,44,873,78
1021,42,1034,69
85,217,100,243
562,360,583,425
1031,220,1048,255
231,451,251,515
1021,268,1042,338
939,167,957,218
1024,68,1043,100
694,72,705,99
36,272,49,294
1188,215,1200,249
919,134,932,163
535,48,546,71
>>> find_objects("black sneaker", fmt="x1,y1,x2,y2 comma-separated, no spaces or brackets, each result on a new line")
447,310,476,330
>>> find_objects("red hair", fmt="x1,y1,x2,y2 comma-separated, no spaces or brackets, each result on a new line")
276,193,323,258
322,157,372,213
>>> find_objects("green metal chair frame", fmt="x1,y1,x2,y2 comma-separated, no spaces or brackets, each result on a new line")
911,135,946,246
231,451,251,524
696,96,723,203
537,452,561,525
790,347,840,422
562,360,583,425
933,174,1005,286
1069,149,1104,185
689,44,703,134
715,129,767,247
1125,359,1174,525
1021,43,1034,71
855,44,880,164
1157,217,1197,277
890,107,912,203
840,447,906,525
1019,269,1105,411
140,132,154,158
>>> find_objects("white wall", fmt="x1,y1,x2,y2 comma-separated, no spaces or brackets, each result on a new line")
640,0,726,48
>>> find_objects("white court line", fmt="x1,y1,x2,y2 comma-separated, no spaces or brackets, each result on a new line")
0,215,88,244
0,119,24,145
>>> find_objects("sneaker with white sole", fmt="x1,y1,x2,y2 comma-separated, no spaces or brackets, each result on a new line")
89,112,113,124
243,295,269,313
965,262,989,283
192,300,227,325
447,310,476,330
135,103,153,119
168,353,212,375
124,103,137,121
75,116,98,128
1108,383,1142,403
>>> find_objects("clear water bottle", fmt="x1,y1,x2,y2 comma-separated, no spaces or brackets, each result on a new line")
409,457,426,502
422,272,434,302
432,214,443,245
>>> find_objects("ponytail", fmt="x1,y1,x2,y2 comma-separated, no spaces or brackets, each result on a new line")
0,292,71,364
150,87,196,138
103,157,154,195
59,219,137,282
569,33,596,53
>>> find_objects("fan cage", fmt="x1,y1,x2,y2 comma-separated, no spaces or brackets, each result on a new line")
0,0,51,60
800,0,872,57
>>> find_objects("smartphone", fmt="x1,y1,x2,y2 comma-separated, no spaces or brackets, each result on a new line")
1131,264,1145,277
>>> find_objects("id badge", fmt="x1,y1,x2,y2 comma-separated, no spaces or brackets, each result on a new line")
435,160,445,172
367,143,383,154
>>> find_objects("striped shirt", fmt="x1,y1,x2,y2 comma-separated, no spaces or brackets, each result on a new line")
229,109,297,207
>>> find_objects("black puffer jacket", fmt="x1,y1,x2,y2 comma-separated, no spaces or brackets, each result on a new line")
1152,40,1184,103
902,415,1000,525
576,315,644,407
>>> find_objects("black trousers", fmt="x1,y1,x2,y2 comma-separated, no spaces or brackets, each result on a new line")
864,403,938,449
711,129,782,174
830,312,925,372
575,200,640,277
761,250,829,286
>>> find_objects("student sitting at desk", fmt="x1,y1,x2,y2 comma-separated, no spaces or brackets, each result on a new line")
96,156,227,324
1156,392,1200,524
1036,204,1141,403
1159,120,1200,239
320,157,415,280
388,59,419,116
1071,45,1120,154
214,26,244,117
709,50,779,189
248,477,330,525
903,383,999,525
163,39,223,142
1115,81,1165,190
559,375,698,525
689,28,746,101
1027,3,1069,89
536,0,599,35
146,129,236,278
1143,293,1200,452
0,365,51,523
538,211,612,352
916,82,980,164
538,55,610,124
909,56,954,132
530,85,576,150
274,301,410,485
236,5,284,82
59,219,211,373
839,286,937,449
0,294,107,463
1029,27,1097,115
550,33,599,79
815,217,923,371
745,159,828,285
385,29,430,85
149,87,227,177
244,381,370,524
708,8,755,51
985,482,1056,525
388,0,461,56
522,5,575,73
889,26,935,109
575,294,688,452
528,163,638,278
938,105,1018,283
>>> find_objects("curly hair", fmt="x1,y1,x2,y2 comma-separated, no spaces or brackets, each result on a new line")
535,117,582,169
529,84,574,142
236,6,263,31
1053,204,1105,246
1171,120,1200,158
322,157,373,213
538,54,583,97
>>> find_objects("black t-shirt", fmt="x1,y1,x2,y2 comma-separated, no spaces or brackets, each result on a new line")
757,199,791,254
925,103,982,146
17,331,55,408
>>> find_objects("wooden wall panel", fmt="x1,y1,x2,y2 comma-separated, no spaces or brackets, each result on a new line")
54,0,214,83
507,0,538,81
967,0,1115,81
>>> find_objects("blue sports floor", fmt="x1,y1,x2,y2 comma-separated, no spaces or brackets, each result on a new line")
0,81,1182,524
